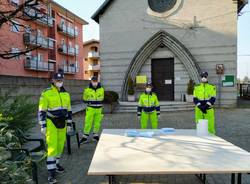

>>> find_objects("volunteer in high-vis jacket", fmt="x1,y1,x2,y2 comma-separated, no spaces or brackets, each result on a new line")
193,72,217,134
80,76,104,144
137,82,160,129
38,72,72,184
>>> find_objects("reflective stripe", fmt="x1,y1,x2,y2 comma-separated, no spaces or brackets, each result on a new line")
48,107,68,111
88,104,103,107
56,156,61,164
47,163,57,170
47,112,55,118
47,157,55,161
39,121,46,125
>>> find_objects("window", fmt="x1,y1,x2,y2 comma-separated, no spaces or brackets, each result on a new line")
61,19,65,25
11,48,20,60
11,21,20,33
25,25,31,33
61,39,65,45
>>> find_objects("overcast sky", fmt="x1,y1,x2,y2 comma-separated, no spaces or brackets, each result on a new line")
54,0,250,79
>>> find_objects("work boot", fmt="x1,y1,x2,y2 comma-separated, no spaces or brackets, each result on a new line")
56,164,65,173
92,133,99,142
80,134,89,144
48,171,57,184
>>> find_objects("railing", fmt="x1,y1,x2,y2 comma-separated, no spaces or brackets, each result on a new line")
238,83,250,99
57,24,78,37
88,64,100,71
88,51,99,58
23,7,53,27
24,56,54,71
23,33,54,49
58,44,78,56
59,64,77,74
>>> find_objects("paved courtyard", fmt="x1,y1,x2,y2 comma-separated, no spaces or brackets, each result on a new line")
35,108,250,184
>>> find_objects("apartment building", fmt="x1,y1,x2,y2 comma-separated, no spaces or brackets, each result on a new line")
83,39,100,80
0,0,88,80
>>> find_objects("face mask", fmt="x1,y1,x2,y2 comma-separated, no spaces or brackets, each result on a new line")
201,77,208,83
55,82,63,88
146,88,152,93
92,82,98,87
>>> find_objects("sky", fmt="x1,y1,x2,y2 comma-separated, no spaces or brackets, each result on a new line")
54,0,250,79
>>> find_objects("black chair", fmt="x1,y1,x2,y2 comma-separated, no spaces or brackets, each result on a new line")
66,121,80,154
4,126,46,184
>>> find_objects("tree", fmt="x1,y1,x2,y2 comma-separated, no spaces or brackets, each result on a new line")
243,76,250,83
0,0,48,59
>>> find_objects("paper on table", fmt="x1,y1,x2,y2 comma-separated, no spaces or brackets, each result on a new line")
125,130,155,138
161,128,175,134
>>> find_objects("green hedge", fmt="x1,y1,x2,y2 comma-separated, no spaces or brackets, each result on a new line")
103,91,119,104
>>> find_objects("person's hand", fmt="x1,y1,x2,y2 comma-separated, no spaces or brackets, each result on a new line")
41,127,46,135
157,114,161,119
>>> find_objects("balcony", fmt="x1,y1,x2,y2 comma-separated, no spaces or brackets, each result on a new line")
59,64,78,74
24,56,54,71
58,44,79,56
23,33,54,49
57,24,78,38
88,64,100,71
23,7,53,27
88,51,99,59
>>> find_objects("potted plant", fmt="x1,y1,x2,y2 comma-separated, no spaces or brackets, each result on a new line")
103,91,119,114
186,79,195,102
127,77,135,102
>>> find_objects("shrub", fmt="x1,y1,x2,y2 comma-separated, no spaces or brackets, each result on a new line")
0,90,37,133
0,125,33,184
187,79,195,95
128,77,135,95
103,91,119,104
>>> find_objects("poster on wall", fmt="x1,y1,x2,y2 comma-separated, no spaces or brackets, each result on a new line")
136,76,147,84
222,75,235,87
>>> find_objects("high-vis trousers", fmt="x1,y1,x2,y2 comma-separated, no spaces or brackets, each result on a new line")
195,107,215,134
140,111,158,129
46,119,66,172
84,107,104,134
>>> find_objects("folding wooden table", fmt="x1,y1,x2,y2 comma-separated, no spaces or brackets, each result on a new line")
88,129,250,184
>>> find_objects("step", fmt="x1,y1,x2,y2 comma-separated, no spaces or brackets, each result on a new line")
114,101,195,113
114,108,194,113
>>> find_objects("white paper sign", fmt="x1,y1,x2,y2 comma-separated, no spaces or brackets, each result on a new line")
165,80,172,84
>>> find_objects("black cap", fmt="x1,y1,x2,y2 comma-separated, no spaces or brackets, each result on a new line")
146,82,152,87
200,72,208,78
91,76,98,81
53,72,64,80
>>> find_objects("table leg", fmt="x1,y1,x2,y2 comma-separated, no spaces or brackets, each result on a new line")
231,173,235,184
202,174,206,184
108,175,116,184
195,174,206,183
237,173,242,184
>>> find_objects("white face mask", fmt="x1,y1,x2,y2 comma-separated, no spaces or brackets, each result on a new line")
201,77,208,83
146,88,152,93
55,82,63,88
92,82,98,87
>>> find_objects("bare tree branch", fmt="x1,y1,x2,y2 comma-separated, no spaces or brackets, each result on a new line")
0,46,41,59
0,0,51,60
